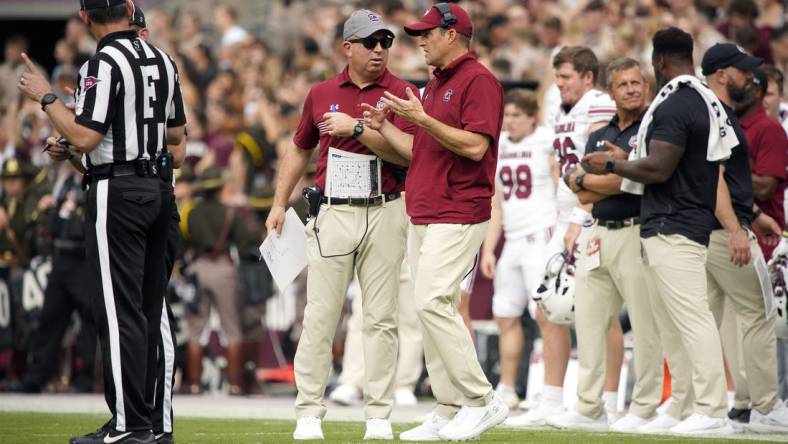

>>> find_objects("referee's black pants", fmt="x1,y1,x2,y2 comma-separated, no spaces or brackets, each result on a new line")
148,190,179,435
85,175,172,432
23,248,96,391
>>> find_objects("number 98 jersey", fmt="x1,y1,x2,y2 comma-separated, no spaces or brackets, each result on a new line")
552,89,616,216
497,126,557,239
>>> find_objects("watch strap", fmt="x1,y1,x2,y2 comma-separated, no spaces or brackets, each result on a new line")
352,121,365,138
41,93,58,111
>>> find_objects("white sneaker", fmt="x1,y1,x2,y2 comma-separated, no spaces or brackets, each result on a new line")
394,388,418,406
636,413,680,434
400,414,451,441
293,416,323,440
438,393,510,441
669,413,734,435
546,410,608,432
496,390,520,410
656,397,672,415
363,418,393,440
517,392,540,411
749,401,788,433
610,413,651,432
503,401,563,427
328,384,360,406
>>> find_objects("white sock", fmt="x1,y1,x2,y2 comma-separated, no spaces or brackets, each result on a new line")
542,384,563,405
496,383,515,394
603,391,618,412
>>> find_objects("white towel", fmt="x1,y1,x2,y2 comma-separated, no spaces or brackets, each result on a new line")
621,75,737,195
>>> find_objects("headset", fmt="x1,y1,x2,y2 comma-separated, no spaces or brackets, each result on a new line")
434,3,458,28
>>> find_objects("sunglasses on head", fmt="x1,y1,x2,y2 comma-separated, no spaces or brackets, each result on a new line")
349,35,394,50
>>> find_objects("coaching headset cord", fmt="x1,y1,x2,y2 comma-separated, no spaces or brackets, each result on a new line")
312,197,372,259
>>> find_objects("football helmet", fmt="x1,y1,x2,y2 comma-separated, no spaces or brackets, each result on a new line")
534,250,576,325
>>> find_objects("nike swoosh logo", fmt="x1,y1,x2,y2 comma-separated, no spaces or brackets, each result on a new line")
104,432,132,443
155,433,165,439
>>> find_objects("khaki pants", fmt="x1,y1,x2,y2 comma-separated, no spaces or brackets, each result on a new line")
186,256,242,343
706,229,778,414
409,222,493,417
720,301,749,409
575,223,663,419
642,234,727,418
339,260,424,391
294,198,407,419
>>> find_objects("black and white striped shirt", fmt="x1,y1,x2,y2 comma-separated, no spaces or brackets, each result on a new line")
75,30,186,167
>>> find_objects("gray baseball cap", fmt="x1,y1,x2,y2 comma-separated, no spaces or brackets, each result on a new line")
342,10,393,40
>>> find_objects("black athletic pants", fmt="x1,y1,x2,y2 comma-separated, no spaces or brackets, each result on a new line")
23,249,96,391
149,189,179,435
85,175,171,432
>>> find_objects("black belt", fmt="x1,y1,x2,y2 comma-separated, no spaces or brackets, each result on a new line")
88,159,158,181
321,192,401,206
596,217,640,230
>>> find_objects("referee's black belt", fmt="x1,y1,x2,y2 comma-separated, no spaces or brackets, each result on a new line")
89,159,158,181
321,192,401,206
596,217,640,230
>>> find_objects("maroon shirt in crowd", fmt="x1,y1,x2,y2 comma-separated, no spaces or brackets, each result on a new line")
405,52,504,225
293,67,418,194
742,105,788,259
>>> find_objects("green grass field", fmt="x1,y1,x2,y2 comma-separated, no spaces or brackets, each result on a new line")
0,412,778,444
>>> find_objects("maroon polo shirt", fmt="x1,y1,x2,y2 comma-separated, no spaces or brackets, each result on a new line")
405,52,504,225
742,105,788,258
293,67,418,194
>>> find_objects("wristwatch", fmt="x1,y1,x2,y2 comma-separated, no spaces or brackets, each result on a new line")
352,121,365,138
575,174,586,191
604,158,615,173
40,93,58,111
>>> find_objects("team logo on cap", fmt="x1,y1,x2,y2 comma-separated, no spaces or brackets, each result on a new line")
83,76,101,92
368,13,380,21
443,88,453,102
329,104,339,112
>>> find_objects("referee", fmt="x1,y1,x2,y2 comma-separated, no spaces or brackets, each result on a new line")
18,1,186,443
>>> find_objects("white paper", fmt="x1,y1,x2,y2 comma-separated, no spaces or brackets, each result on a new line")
755,255,776,318
259,208,307,292
325,147,381,198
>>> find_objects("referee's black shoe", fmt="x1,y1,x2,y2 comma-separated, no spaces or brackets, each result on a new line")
154,432,174,443
69,420,112,443
70,428,154,444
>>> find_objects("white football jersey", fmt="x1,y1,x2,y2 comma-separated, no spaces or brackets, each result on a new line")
497,126,558,239
552,89,616,215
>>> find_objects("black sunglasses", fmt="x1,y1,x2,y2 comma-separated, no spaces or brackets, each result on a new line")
349,35,394,50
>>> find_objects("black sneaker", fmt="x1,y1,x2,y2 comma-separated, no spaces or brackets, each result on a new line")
71,429,154,444
153,432,174,444
69,420,113,443
728,407,751,431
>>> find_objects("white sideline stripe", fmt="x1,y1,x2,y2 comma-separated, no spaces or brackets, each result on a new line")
96,179,126,430
160,302,175,433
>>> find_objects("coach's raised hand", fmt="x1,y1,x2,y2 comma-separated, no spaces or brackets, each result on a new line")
382,88,426,125
17,53,52,103
361,102,389,130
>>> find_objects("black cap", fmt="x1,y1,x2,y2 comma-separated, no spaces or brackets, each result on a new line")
752,68,768,94
701,43,763,76
80,0,126,11
129,2,145,28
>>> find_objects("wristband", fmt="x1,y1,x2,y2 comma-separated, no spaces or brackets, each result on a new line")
569,207,592,226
